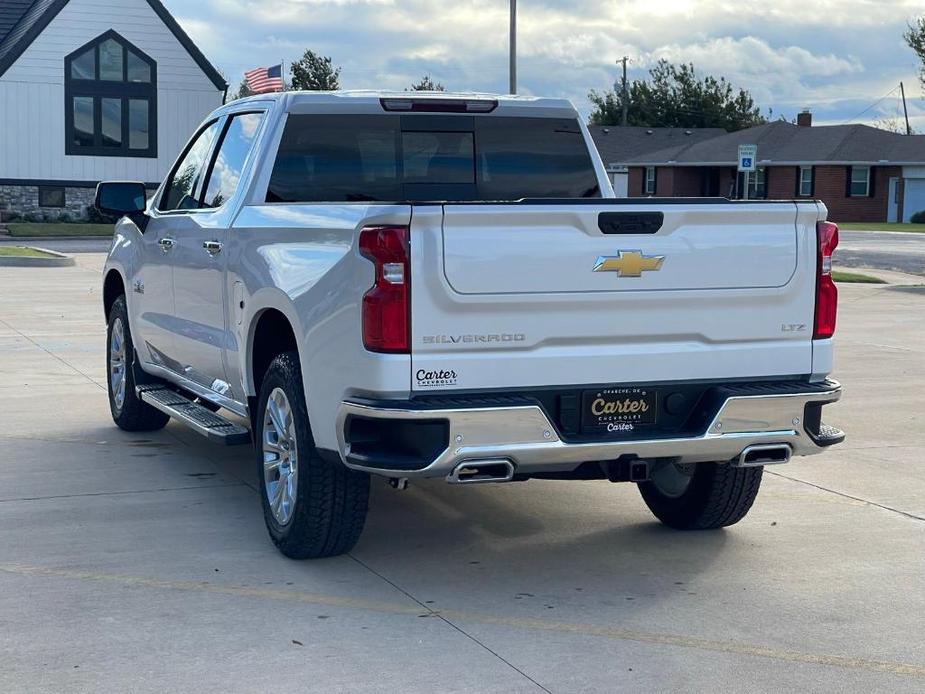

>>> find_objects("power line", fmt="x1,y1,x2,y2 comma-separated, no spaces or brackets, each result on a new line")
840,85,901,125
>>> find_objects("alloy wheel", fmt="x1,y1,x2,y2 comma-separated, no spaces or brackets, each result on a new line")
262,387,299,525
109,317,127,412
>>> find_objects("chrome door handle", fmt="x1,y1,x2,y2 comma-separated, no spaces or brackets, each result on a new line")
203,240,223,255
158,237,176,252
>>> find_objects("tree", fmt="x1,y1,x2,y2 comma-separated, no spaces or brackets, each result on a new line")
589,60,766,131
290,50,341,91
408,74,445,91
905,17,925,89
875,116,916,135
230,77,254,101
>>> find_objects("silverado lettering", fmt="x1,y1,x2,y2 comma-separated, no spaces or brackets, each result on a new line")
423,333,526,344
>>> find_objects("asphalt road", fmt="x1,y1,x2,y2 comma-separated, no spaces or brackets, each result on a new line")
0,253,923,692
837,231,925,276
3,231,924,276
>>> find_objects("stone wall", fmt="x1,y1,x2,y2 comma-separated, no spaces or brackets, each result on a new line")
0,185,97,222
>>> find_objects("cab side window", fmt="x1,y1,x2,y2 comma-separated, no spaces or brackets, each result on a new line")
201,112,264,209
160,120,221,211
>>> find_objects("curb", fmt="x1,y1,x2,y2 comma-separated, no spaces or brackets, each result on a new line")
0,246,75,267
835,266,924,285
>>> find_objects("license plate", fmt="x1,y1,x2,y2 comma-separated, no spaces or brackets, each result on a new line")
581,387,657,434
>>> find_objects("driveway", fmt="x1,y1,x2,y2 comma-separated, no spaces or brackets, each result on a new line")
0,254,923,693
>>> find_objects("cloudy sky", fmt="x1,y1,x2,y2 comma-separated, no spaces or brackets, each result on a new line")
168,0,925,129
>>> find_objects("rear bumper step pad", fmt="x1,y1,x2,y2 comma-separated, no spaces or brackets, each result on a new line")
137,386,251,446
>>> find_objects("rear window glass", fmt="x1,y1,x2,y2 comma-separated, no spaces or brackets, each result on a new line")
266,115,599,202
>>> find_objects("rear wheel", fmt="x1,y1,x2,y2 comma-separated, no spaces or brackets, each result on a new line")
638,461,763,529
107,295,170,432
256,351,370,559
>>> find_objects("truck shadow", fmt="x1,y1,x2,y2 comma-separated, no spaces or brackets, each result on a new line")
352,478,735,606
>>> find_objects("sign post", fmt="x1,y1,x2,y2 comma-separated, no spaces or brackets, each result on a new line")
738,144,757,201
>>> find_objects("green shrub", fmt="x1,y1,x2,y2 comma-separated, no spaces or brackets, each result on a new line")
910,211,925,224
86,206,116,224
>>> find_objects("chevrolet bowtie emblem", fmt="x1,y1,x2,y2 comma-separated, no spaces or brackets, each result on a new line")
593,251,665,278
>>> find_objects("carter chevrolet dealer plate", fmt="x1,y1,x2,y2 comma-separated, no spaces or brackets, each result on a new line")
581,387,657,434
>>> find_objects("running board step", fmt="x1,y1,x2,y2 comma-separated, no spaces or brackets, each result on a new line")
137,386,251,446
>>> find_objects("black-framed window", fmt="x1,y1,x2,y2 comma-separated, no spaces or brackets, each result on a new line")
644,166,656,195
798,166,814,197
848,166,872,197
38,186,66,208
64,30,157,158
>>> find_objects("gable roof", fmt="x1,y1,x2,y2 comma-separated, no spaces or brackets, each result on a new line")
589,125,727,168
0,0,227,91
0,0,40,39
630,120,925,166
0,0,58,69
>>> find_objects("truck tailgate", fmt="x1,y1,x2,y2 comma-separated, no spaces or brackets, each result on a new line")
410,201,821,392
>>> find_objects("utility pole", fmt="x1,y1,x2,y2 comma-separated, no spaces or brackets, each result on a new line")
901,81,911,135
509,0,517,94
619,56,629,126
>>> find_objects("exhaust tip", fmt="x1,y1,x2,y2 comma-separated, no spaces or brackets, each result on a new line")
735,444,791,468
448,459,515,484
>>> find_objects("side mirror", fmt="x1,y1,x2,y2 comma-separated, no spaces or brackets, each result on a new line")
95,181,147,217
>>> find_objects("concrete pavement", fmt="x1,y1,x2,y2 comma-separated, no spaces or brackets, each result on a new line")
0,254,923,693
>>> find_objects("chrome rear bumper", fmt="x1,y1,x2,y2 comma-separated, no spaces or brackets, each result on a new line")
336,381,842,480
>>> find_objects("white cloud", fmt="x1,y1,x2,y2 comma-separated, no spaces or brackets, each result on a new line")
170,0,925,124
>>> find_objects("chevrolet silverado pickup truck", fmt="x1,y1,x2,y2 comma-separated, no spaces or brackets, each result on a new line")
96,91,844,559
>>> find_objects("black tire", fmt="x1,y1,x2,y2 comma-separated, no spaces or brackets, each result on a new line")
638,462,763,530
106,295,170,432
256,351,370,559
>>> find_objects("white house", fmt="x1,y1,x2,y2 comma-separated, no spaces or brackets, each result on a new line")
0,0,226,221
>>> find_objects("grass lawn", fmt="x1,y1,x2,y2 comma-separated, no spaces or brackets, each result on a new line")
5,223,113,237
837,222,925,233
0,246,57,258
832,270,887,284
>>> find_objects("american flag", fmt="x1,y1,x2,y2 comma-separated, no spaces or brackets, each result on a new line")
244,64,284,94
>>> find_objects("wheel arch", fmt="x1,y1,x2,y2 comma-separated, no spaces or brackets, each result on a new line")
247,305,302,402
103,269,126,320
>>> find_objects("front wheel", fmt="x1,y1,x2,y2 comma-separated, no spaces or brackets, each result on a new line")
637,461,763,530
256,352,370,559
107,295,170,432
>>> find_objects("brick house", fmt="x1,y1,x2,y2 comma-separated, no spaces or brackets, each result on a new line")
591,113,925,223
590,126,726,197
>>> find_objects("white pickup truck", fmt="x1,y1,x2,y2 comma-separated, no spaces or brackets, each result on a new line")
97,91,844,559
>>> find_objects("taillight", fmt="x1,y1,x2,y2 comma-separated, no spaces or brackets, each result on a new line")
359,226,410,353
814,221,839,339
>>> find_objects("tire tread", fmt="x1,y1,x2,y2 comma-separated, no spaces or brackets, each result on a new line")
107,296,170,432
638,462,763,530
257,352,369,559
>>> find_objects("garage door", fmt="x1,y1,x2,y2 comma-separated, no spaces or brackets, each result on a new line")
904,179,925,222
